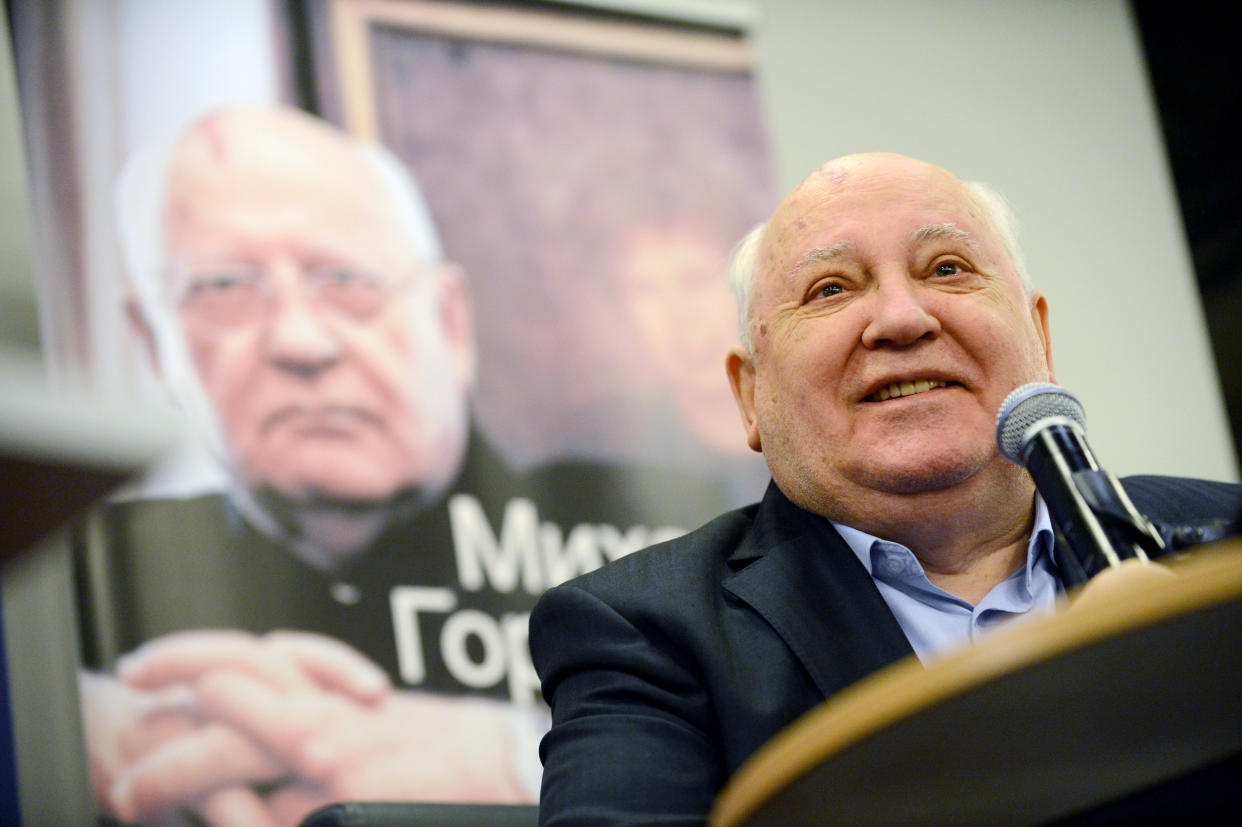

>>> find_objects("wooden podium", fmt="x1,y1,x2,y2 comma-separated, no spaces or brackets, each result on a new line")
709,542,1242,826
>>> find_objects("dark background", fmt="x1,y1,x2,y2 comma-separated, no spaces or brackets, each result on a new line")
1132,2,1242,472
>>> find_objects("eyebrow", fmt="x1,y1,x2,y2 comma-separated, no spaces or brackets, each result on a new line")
911,222,974,246
791,223,977,274
793,240,854,273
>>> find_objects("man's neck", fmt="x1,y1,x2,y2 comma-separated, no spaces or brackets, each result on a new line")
287,507,392,571
228,482,438,572
819,466,1039,604
917,527,1032,605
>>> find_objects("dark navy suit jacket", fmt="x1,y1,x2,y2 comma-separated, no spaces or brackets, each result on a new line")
529,475,1241,825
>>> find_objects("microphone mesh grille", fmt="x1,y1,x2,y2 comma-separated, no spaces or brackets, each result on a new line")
995,382,1085,463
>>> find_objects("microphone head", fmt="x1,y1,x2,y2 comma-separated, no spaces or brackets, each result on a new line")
995,382,1086,464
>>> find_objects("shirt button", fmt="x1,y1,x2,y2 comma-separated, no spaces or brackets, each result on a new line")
330,582,362,604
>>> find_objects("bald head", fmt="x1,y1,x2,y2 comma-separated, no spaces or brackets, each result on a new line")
163,107,443,288
729,153,1026,351
170,105,364,176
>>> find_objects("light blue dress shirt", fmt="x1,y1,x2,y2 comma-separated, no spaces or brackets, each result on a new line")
832,496,1059,662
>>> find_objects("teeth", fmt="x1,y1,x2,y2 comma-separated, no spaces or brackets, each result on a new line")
873,380,945,401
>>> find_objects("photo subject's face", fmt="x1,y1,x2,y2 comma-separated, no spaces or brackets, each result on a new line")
162,114,470,504
739,155,1053,510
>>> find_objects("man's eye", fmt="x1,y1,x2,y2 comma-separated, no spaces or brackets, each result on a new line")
187,273,255,293
933,262,962,277
818,283,844,298
311,267,360,285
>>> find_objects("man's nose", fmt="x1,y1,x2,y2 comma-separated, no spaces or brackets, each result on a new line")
860,275,941,349
266,273,341,378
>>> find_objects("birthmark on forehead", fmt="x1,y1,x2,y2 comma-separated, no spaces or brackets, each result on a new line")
810,159,851,186
191,114,231,163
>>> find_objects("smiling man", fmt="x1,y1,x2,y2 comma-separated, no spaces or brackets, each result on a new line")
529,152,1241,824
727,153,1055,605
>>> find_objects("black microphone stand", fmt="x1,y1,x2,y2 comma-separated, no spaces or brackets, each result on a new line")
1021,417,1168,585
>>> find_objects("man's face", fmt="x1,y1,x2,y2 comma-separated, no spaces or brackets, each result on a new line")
161,112,473,504
728,153,1054,515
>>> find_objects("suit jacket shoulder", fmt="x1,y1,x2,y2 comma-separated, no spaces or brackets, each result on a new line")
532,474,1241,824
529,484,913,825
1120,474,1241,539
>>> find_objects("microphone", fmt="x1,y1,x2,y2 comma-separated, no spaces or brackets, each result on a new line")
995,382,1166,586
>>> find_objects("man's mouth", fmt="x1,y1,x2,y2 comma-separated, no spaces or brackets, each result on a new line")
867,379,948,402
262,405,382,435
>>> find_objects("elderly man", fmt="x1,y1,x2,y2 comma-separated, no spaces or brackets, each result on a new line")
529,152,1241,824
119,104,476,572
80,105,723,827
79,105,551,826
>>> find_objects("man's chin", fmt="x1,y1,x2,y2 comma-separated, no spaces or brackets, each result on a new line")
267,481,431,511
848,453,992,497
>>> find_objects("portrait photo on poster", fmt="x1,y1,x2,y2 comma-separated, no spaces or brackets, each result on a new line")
11,1,780,824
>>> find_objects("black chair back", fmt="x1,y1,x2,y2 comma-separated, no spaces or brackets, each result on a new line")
300,802,539,827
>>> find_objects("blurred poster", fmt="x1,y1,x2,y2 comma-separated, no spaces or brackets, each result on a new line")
12,0,776,824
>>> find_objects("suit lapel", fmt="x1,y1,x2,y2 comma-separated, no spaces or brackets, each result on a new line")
722,485,915,699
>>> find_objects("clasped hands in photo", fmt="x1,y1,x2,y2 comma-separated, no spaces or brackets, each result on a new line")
82,630,531,827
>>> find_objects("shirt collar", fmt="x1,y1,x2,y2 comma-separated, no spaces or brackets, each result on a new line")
832,494,1056,585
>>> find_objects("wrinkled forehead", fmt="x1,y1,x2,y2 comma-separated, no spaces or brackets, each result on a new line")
758,156,1004,278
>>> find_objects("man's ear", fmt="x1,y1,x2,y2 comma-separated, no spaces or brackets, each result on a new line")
1030,289,1055,382
435,262,476,391
726,346,763,453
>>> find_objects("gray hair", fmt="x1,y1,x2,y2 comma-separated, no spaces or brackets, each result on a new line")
962,179,1029,288
358,143,444,271
726,179,1030,352
726,222,767,352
